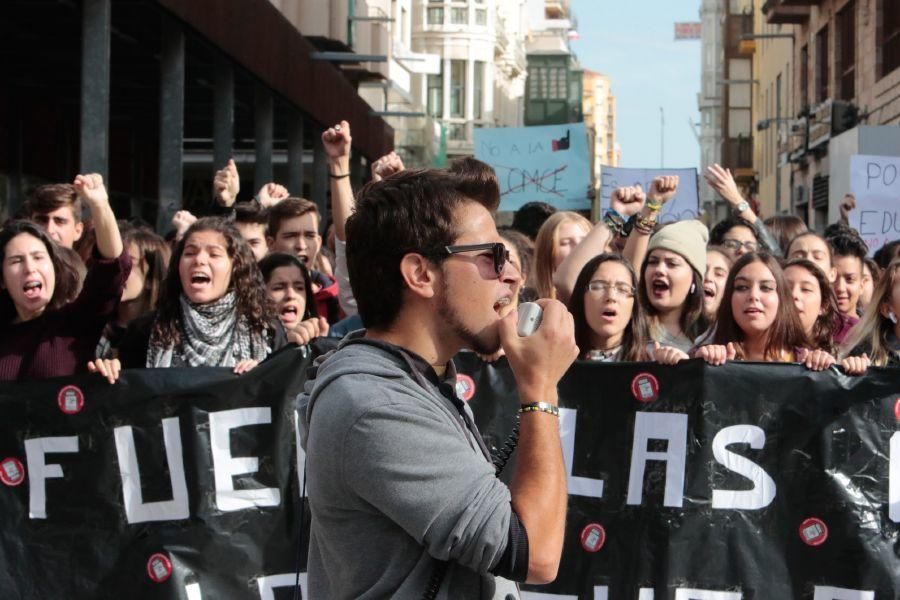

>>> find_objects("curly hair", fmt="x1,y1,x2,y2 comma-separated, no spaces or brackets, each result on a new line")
0,220,82,324
151,217,275,348
783,258,841,353
569,253,648,361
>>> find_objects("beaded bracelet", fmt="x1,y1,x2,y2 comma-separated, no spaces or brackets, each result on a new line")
518,402,560,417
645,197,663,212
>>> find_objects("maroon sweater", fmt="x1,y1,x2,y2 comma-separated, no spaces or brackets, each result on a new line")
0,251,131,381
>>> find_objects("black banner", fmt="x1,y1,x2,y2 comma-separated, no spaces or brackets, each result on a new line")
0,347,310,599
1,347,899,599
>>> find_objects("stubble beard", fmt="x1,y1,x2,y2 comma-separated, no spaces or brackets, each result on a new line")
436,279,501,356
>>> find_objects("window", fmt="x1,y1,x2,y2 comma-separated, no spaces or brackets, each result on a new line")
427,7,443,25
448,122,467,141
837,2,855,100
451,7,467,24
427,64,443,118
473,61,484,120
881,0,900,77
816,26,829,103
528,64,567,100
450,60,466,117
475,8,487,26
800,45,809,110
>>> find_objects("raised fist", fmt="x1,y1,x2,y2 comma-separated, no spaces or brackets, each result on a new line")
371,152,405,182
610,185,646,217
213,159,240,207
648,175,679,204
322,121,352,160
73,173,108,207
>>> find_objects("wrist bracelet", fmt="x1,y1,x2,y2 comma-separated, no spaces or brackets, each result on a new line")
646,198,663,212
518,402,559,417
329,172,350,179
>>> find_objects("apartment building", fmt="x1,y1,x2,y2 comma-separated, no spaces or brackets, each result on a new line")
583,70,620,193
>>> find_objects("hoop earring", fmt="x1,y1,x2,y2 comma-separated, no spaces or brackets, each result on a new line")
690,283,696,295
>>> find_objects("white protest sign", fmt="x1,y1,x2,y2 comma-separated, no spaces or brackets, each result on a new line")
849,155,900,255
600,166,700,223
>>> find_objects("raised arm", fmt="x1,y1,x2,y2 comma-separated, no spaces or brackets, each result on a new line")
705,164,781,255
212,159,240,208
553,221,612,304
623,176,679,279
322,120,353,242
73,173,122,259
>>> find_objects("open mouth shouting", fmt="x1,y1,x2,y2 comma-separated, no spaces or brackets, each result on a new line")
188,272,211,290
22,279,43,300
650,278,671,298
702,282,716,300
280,302,302,325
493,296,512,315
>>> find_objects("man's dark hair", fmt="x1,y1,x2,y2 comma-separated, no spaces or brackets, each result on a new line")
873,239,900,269
26,183,83,222
709,216,763,248
233,201,269,226
447,156,500,212
346,169,488,329
828,232,868,261
267,197,319,238
511,201,557,241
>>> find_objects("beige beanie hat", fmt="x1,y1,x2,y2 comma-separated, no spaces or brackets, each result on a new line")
646,220,709,276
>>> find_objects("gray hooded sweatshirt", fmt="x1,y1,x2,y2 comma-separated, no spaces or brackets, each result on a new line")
298,336,525,599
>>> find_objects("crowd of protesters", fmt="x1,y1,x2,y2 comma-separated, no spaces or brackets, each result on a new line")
1,119,899,385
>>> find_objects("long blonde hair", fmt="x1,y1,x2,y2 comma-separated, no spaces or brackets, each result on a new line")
531,211,591,299
841,259,900,365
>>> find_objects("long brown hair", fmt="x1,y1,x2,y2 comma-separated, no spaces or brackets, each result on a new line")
152,217,274,348
783,258,841,353
569,254,648,361
712,252,809,360
841,259,900,366
531,211,591,299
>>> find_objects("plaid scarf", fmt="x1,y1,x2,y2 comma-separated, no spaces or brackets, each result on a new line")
147,291,269,368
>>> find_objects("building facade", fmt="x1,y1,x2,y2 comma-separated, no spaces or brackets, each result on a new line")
411,0,529,159
583,70,619,194
523,0,582,127
0,0,393,228
763,0,900,230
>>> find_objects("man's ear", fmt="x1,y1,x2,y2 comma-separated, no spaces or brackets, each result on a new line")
74,221,84,242
399,253,438,300
266,236,275,251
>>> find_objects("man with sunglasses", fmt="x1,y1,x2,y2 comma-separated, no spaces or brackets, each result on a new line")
299,168,578,598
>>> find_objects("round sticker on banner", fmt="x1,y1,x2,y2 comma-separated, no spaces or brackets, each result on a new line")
57,385,84,415
0,457,25,487
147,553,173,583
630,373,659,403
455,374,476,402
798,517,828,546
893,398,900,421
580,523,606,553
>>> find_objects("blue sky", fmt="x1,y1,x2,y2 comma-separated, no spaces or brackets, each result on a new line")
570,0,702,170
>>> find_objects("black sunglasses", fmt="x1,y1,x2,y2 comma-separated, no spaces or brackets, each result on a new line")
441,242,509,276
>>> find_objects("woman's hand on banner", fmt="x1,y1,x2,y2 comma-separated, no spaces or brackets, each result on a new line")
233,359,259,375
694,343,736,366
798,348,836,371
840,353,870,375
88,358,121,384
651,341,689,365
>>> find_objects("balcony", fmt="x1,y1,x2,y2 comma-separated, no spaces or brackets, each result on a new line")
725,13,753,55
762,0,810,24
722,136,754,177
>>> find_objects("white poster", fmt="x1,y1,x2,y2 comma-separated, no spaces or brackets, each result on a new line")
849,155,900,255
